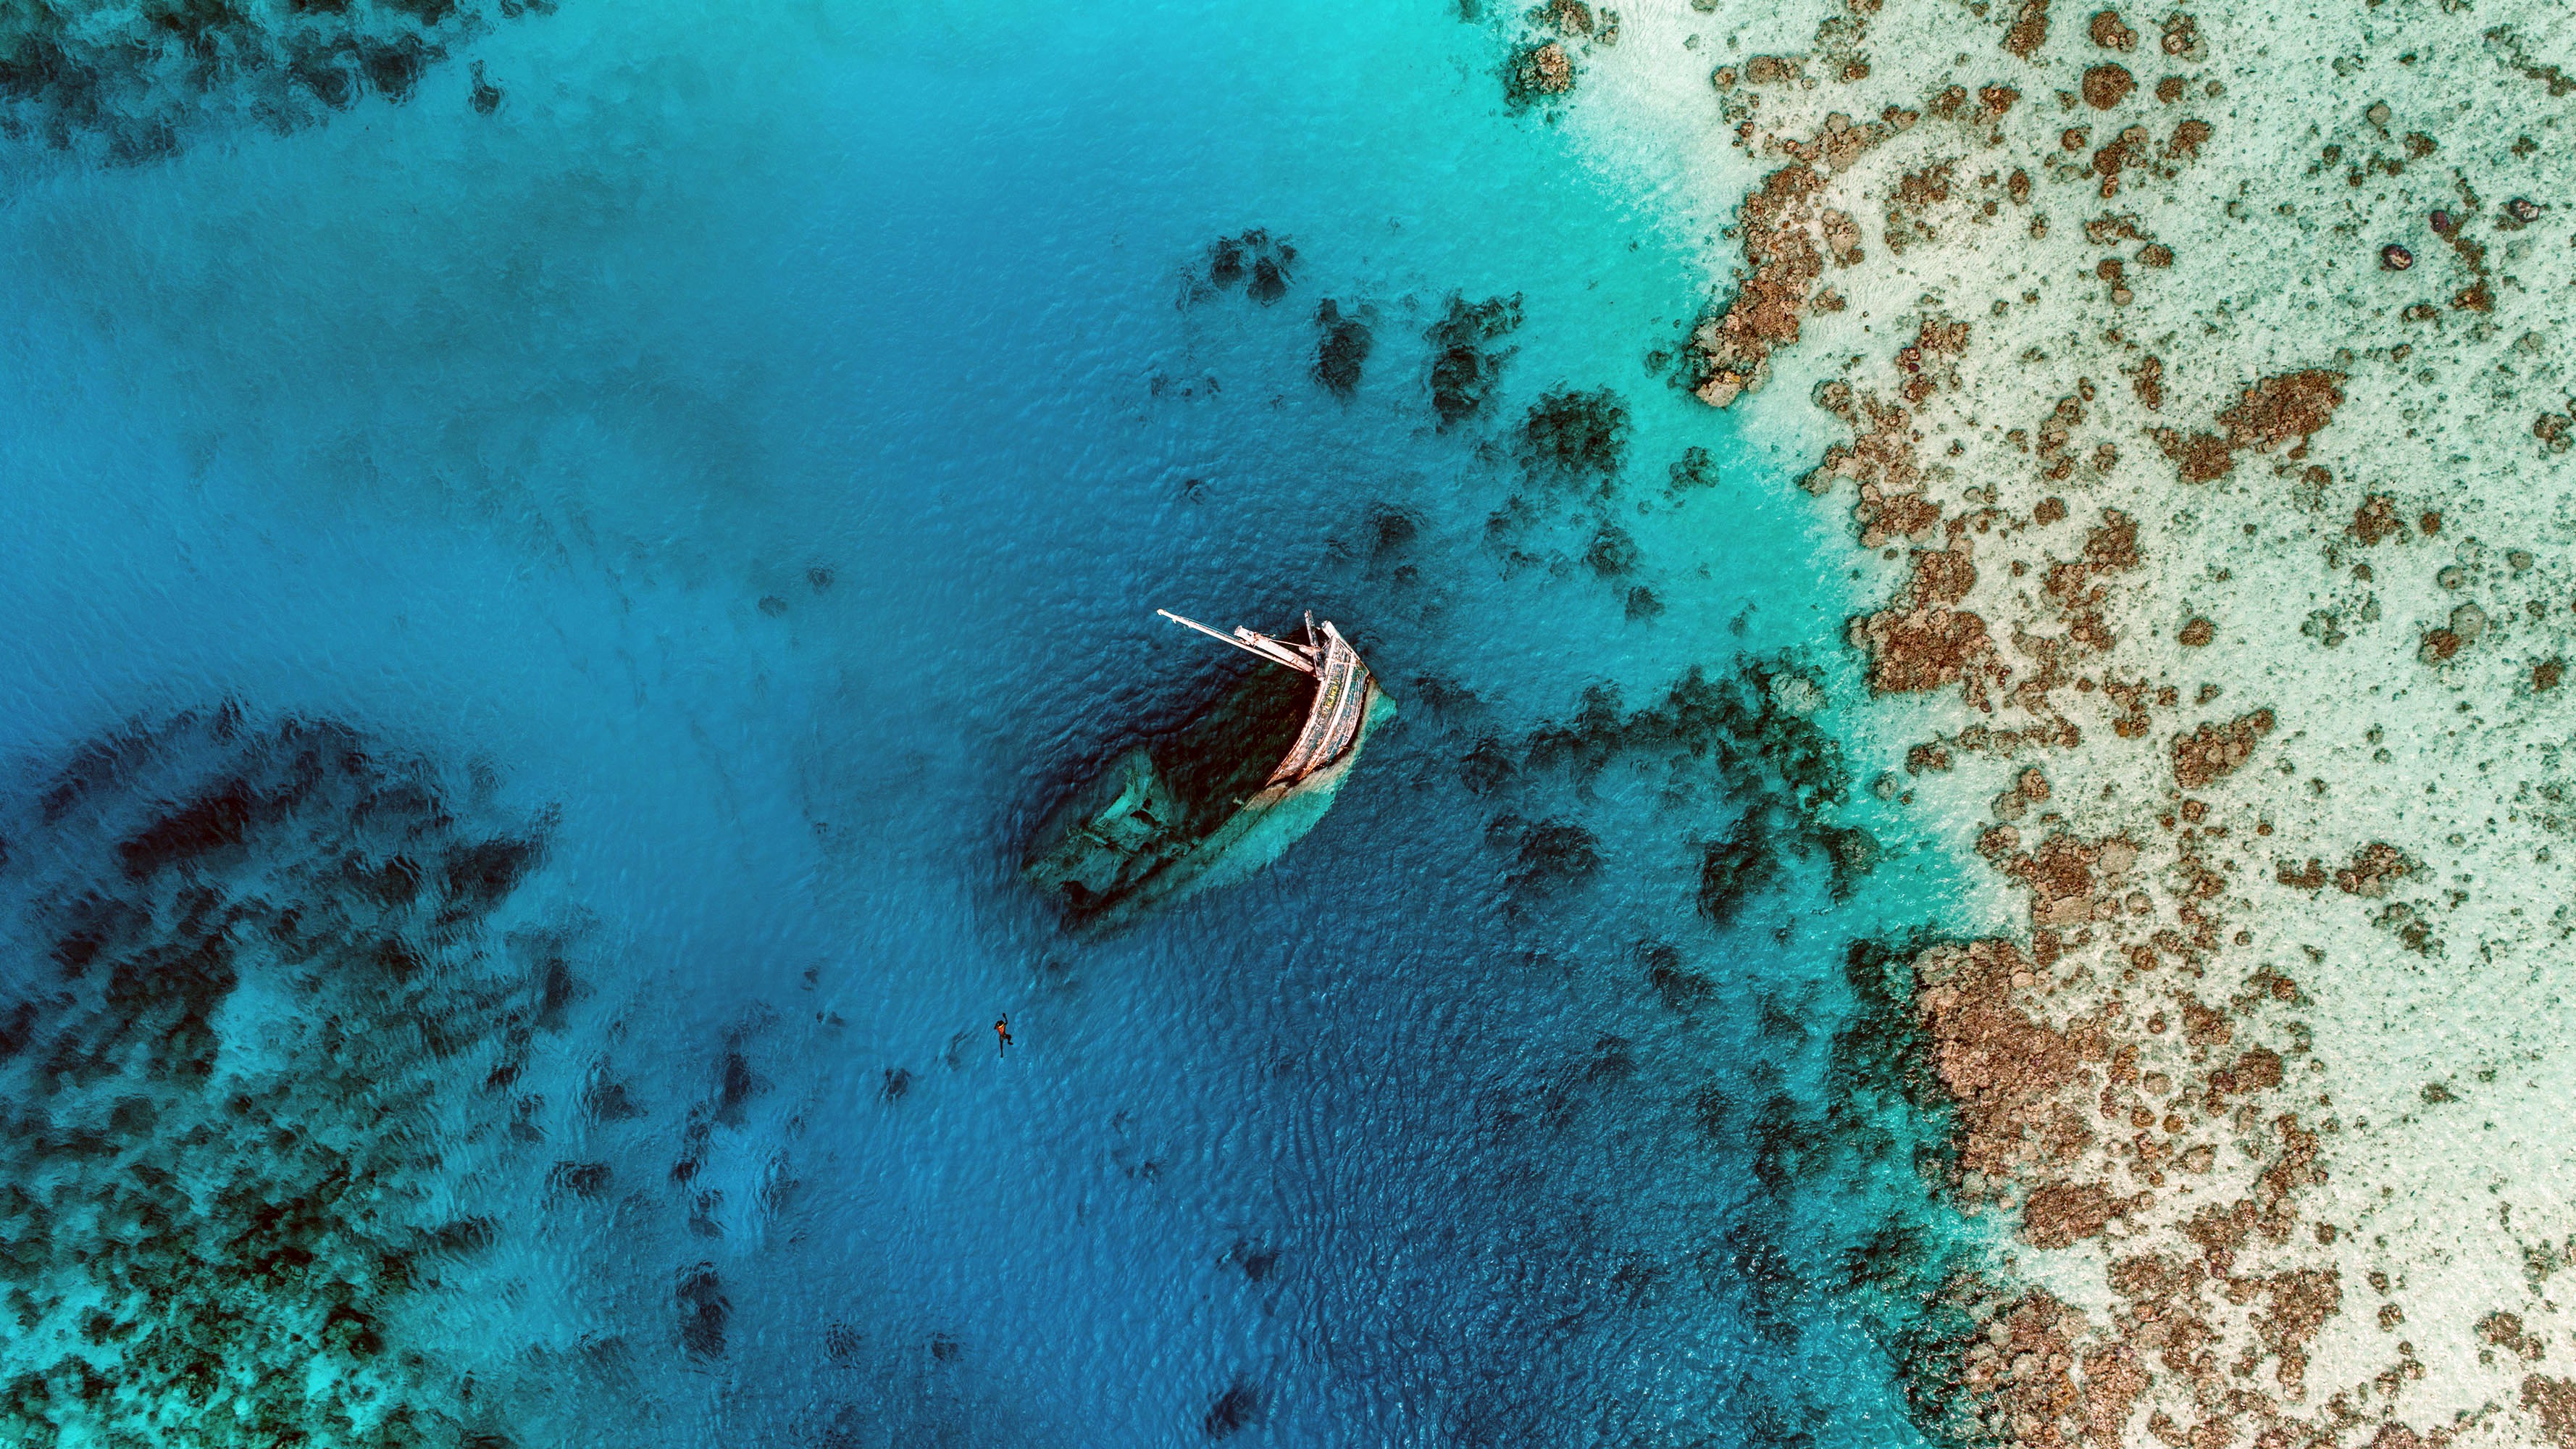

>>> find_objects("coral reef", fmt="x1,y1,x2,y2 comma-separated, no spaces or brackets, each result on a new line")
0,0,548,159
1582,0,2576,1439
0,710,571,1445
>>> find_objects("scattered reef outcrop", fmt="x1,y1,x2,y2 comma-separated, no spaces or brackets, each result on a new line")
1498,653,1875,916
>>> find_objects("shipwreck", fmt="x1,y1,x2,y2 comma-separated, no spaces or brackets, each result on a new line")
1022,609,1392,932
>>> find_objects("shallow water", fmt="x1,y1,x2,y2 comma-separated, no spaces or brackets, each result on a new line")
0,1,1991,1444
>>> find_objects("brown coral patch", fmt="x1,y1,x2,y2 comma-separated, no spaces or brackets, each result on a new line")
1811,390,1926,509
1852,536,2001,698
2039,509,2141,652
2274,858,2325,892
1914,545,1978,603
1532,0,1594,36
2162,118,2211,159
1512,41,1574,98
2331,843,2412,897
2025,1179,2130,1248
2091,124,2150,196
1822,207,1862,264
2256,1268,2340,1395
2217,370,2346,456
1956,1291,2092,1445
2177,994,2230,1048
2003,0,2051,57
2182,1198,2262,1274
1688,163,1828,407
2082,510,2139,569
1854,485,1941,544
2157,372,2348,483
2204,1045,2283,1102
2350,493,2406,545
1742,52,1802,84
2128,354,2165,410
2087,8,2137,49
1914,940,2102,1179
2155,428,2235,483
2083,63,2136,108
2082,1345,2149,1446
1852,601,1995,696
2480,1311,2546,1361
2528,1377,2576,1449
2170,709,2275,788
2010,830,2136,927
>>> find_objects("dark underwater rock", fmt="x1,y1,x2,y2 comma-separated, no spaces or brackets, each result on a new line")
1231,1242,1279,1281
675,1262,729,1358
1820,823,1882,900
716,1047,764,1124
1696,814,1775,927
548,1161,612,1199
1203,1378,1260,1438
1362,501,1420,561
584,1077,647,1121
1425,293,1524,427
1522,657,1848,809
1668,445,1719,494
1201,230,1295,304
1502,816,1601,897
1314,299,1373,396
1641,940,1714,1013
1584,522,1640,575
1500,655,1874,936
1521,387,1631,487
1458,734,1517,796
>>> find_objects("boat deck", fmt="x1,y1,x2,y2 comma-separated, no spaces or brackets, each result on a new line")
1266,625,1370,785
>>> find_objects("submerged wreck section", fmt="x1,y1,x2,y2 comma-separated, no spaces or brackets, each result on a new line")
1023,611,1389,932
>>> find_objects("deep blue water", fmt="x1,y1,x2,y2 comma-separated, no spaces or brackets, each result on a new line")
0,2,1986,1444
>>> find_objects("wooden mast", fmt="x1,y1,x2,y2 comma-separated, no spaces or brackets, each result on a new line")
1156,609,1320,676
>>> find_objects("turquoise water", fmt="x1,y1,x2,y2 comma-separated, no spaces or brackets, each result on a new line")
0,1,1983,1443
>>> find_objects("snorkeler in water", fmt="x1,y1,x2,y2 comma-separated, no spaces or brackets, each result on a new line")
995,1015,1012,1055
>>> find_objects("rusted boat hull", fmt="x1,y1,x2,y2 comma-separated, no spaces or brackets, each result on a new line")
1023,630,1389,934
1078,677,1388,932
